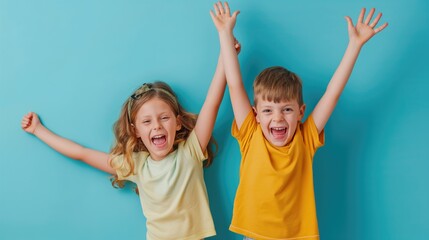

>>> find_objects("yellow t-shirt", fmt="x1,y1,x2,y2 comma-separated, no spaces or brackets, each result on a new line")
111,130,216,240
229,111,324,240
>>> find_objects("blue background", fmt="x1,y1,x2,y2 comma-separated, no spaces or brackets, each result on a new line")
1,0,428,239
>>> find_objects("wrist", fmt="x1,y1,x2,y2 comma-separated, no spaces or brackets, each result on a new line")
32,124,43,136
348,38,364,48
218,29,234,37
347,41,363,52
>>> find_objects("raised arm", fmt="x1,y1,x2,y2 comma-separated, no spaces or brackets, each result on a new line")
312,8,388,133
21,112,115,174
194,38,241,152
210,1,252,129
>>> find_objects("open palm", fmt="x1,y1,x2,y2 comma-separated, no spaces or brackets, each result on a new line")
210,2,239,33
346,8,388,46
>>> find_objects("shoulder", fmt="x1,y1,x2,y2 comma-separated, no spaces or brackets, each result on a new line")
111,151,149,176
298,115,325,150
180,130,207,163
232,109,257,139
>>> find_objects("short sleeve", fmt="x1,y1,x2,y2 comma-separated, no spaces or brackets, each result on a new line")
183,130,208,163
231,110,257,153
110,152,149,182
302,115,325,158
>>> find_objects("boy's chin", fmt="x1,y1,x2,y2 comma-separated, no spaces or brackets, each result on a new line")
265,135,290,147
270,140,289,147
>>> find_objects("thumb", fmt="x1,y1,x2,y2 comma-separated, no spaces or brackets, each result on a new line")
209,10,216,21
232,10,240,19
344,16,354,29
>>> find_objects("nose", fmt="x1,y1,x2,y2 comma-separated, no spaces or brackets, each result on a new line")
273,111,284,122
152,119,162,130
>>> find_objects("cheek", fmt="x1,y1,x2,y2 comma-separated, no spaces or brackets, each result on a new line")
259,119,271,129
135,127,148,139
288,121,299,133
134,128,141,138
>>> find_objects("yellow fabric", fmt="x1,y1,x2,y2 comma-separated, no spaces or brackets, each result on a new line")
230,111,324,240
111,130,215,240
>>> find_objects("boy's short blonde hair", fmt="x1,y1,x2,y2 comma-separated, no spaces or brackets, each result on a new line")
253,66,304,106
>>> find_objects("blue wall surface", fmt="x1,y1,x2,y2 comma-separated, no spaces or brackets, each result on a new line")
1,0,428,239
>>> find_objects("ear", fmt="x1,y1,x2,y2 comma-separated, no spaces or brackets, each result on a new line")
298,104,306,121
176,115,182,131
253,106,260,123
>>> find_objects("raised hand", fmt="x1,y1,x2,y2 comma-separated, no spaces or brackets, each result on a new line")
345,8,388,47
21,112,41,134
210,1,240,33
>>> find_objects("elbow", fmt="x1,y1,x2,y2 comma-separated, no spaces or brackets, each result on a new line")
70,147,88,161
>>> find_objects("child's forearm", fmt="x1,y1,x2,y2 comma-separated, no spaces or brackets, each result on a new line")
206,54,227,109
33,125,86,160
325,42,362,100
33,125,113,173
200,54,227,117
219,31,242,89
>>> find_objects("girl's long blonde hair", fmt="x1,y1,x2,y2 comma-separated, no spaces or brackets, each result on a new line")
109,81,216,189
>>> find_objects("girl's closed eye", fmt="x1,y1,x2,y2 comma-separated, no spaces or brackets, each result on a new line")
161,116,170,121
142,120,151,125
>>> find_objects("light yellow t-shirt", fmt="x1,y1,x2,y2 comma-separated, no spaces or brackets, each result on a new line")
112,130,216,240
229,111,324,240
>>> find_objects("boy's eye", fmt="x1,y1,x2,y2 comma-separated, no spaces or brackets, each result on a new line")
262,109,271,113
283,108,293,112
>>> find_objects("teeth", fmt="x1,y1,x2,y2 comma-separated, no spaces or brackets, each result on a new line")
152,135,164,139
272,127,285,130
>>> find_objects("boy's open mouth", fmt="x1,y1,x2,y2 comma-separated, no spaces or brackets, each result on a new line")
271,127,287,138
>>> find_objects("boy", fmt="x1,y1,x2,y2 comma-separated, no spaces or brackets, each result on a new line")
210,2,388,239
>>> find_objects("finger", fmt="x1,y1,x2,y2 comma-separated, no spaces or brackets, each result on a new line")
213,3,220,15
21,119,30,128
217,2,224,14
370,12,382,28
232,10,240,19
374,22,388,34
28,112,34,121
236,43,241,51
224,2,231,16
345,16,354,29
209,10,216,21
358,8,365,23
364,8,375,25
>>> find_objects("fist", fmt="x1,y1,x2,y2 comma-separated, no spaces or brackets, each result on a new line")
21,112,40,134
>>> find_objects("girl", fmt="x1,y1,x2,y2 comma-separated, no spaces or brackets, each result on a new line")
21,42,241,239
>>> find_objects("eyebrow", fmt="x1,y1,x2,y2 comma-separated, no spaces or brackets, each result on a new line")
260,103,296,108
140,111,172,118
